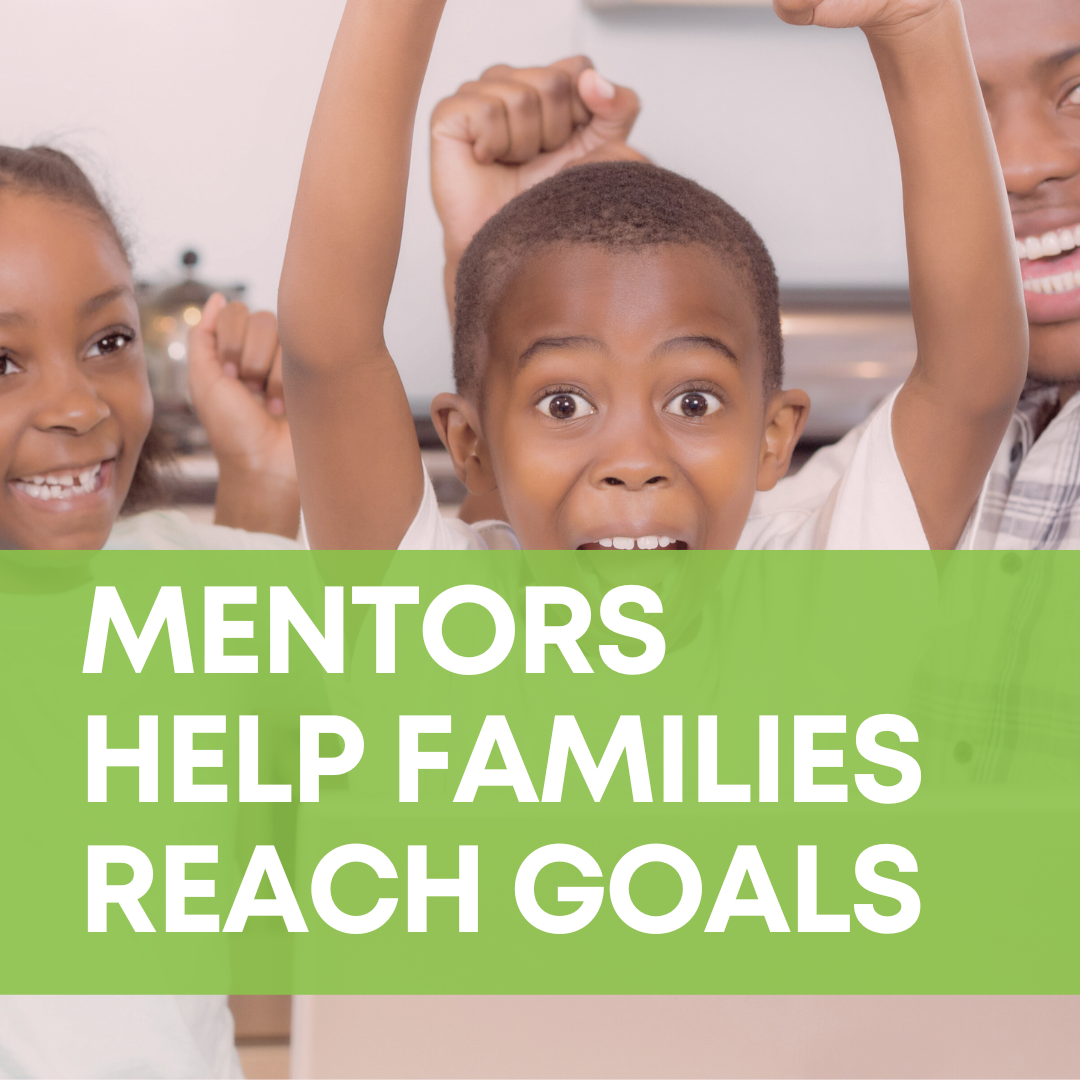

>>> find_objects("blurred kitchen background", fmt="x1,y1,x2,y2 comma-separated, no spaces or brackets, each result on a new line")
0,0,912,1075
0,0,914,514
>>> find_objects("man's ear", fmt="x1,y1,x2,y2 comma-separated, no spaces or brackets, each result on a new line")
430,392,498,495
757,388,810,491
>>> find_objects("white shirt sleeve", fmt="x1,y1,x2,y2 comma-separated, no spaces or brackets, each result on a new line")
398,467,520,550
398,468,485,549
738,389,928,550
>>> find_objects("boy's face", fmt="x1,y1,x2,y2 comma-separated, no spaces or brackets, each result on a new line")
436,244,807,550
966,0,1080,385
0,193,153,550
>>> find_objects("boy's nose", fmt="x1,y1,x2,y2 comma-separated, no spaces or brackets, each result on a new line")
591,414,673,492
592,432,674,491
600,469,669,490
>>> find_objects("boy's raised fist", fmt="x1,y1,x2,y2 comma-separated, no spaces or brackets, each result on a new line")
773,0,947,31
431,56,644,272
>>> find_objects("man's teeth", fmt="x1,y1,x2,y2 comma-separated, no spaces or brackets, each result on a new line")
12,464,102,501
1017,224,1080,293
1017,224,1080,262
596,535,677,550
1024,270,1080,295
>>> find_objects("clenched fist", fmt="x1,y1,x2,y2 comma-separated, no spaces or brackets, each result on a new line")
431,56,645,314
773,0,948,32
187,294,299,538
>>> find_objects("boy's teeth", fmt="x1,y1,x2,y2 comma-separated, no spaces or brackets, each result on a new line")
1018,224,1080,261
595,534,680,550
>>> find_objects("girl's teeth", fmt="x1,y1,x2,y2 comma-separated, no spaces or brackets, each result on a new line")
638,535,659,550
13,462,103,500
599,538,613,548
613,537,635,550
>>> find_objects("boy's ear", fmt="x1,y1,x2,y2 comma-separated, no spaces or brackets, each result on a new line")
430,392,498,495
756,388,810,491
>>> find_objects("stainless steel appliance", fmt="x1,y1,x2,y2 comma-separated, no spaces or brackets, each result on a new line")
137,250,246,455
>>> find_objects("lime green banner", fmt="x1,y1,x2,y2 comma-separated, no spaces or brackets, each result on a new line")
0,550,1075,993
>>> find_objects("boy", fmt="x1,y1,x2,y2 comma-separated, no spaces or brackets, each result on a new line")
278,0,1026,553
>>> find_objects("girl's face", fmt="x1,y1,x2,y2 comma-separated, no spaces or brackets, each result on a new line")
0,192,153,550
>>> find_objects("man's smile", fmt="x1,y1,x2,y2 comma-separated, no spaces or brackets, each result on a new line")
1016,219,1080,321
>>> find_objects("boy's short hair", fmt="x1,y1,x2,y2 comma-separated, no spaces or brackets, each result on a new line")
453,160,783,397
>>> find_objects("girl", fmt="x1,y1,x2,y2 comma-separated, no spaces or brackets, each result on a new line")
0,145,298,1077
0,144,299,553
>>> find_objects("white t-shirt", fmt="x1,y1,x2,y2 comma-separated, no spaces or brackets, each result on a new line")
0,511,298,1079
106,508,302,550
400,390,928,551
0,995,241,1079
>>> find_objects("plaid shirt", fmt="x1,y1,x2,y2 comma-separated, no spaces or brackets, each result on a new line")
963,384,1080,549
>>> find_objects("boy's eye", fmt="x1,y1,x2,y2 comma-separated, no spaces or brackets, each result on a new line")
665,390,722,418
1067,85,1080,107
536,392,595,420
86,331,134,359
0,353,20,377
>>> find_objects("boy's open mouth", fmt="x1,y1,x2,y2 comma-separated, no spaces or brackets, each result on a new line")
9,460,110,503
577,535,689,551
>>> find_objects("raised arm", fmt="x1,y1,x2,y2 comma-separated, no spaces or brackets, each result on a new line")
278,0,446,549
777,0,1027,549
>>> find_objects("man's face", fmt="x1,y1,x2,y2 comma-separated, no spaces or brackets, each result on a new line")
966,0,1080,384
455,244,805,551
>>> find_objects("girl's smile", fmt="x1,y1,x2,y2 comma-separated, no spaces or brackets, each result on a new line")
8,457,114,508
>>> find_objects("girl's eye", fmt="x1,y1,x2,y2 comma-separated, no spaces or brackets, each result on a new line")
87,331,134,359
536,391,595,420
0,353,20,377
1065,85,1080,107
665,390,722,419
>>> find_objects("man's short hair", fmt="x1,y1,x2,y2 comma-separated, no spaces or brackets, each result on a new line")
453,160,783,396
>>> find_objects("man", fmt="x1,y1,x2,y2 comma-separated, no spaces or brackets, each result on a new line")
433,1,1080,549
964,0,1080,547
